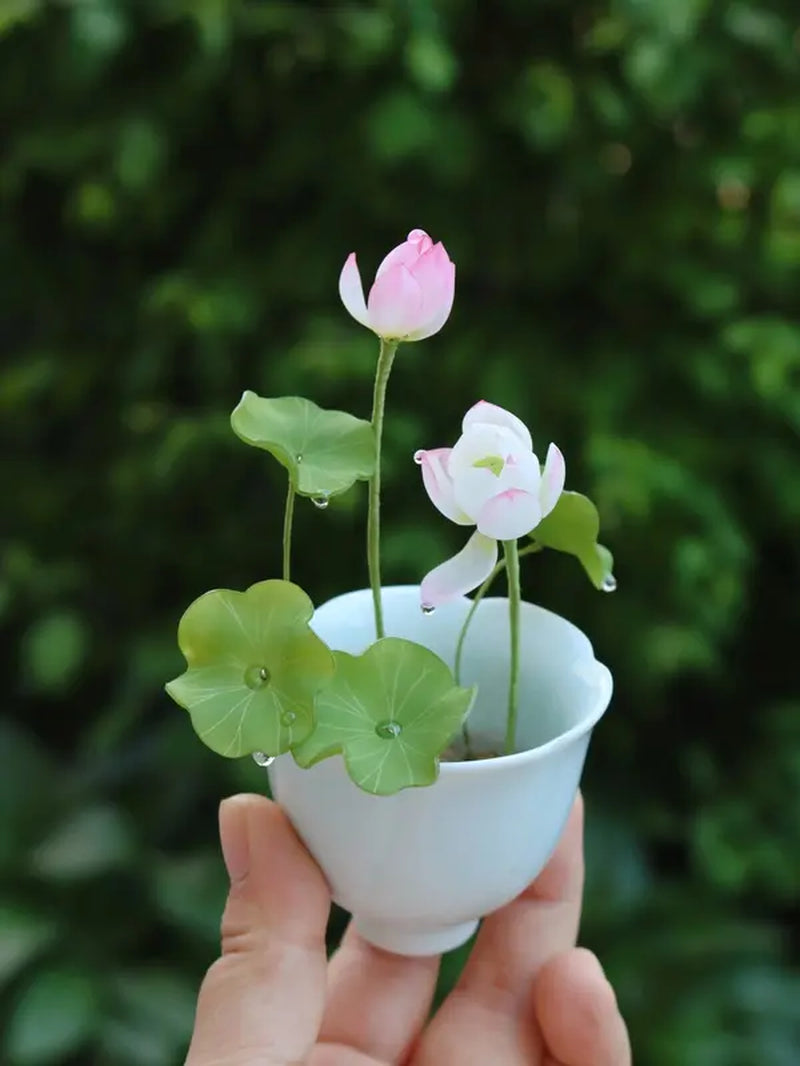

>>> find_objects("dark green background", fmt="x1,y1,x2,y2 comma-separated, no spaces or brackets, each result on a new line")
2,1,799,1063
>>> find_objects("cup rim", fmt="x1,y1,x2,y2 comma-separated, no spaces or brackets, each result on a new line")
313,584,613,776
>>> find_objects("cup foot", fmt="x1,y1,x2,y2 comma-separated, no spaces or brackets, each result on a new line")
351,916,480,957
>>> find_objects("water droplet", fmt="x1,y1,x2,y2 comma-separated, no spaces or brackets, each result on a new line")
280,710,296,726
312,495,329,510
413,450,424,465
421,603,436,615
601,575,617,593
375,720,402,739
252,751,275,768
244,665,271,690
295,454,303,463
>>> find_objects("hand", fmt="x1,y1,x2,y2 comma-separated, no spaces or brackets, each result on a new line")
185,792,631,1065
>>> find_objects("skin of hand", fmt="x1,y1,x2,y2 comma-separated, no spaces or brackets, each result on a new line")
185,792,631,1066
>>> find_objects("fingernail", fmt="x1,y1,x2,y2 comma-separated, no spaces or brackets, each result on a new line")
219,796,251,883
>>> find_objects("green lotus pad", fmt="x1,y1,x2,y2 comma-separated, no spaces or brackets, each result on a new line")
165,580,335,758
293,637,476,795
230,391,375,499
531,491,615,590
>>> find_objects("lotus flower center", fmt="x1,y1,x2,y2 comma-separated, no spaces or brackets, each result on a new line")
473,454,504,477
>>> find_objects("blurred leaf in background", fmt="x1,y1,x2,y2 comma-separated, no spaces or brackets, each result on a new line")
1,0,799,1063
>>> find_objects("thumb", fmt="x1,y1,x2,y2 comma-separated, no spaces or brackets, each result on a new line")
186,794,330,1066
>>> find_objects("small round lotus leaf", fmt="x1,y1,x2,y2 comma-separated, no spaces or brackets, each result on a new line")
293,637,476,795
230,392,375,498
530,491,615,590
166,580,335,758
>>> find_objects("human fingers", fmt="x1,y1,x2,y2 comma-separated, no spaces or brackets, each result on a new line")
185,794,330,1066
534,949,631,1066
411,793,584,1065
313,923,440,1063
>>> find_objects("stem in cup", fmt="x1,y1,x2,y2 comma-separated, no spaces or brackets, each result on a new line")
503,538,521,756
455,542,540,756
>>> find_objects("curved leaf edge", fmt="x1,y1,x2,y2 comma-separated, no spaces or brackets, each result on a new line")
229,391,376,499
164,578,335,759
528,490,615,590
293,640,478,796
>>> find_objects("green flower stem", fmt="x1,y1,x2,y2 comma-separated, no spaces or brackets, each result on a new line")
455,542,541,756
503,538,521,755
455,542,540,683
367,338,399,639
282,477,295,581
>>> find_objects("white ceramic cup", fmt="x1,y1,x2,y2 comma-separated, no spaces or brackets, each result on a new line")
268,585,612,956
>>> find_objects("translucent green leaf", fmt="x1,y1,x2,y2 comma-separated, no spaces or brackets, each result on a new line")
6,968,98,1064
230,391,375,498
293,638,475,795
166,580,334,758
531,491,615,590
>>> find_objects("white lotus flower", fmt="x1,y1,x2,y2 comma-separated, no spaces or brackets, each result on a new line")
415,401,565,607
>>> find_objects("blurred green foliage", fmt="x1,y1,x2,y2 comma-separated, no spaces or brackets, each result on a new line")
2,1,799,1063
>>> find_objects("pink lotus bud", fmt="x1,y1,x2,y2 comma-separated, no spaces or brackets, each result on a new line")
338,229,456,342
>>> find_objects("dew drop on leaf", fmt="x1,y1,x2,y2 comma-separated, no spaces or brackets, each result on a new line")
601,575,617,592
252,752,275,767
312,495,329,510
244,665,271,690
280,710,296,726
375,720,402,739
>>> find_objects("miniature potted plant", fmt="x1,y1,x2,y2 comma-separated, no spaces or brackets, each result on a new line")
166,229,615,956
